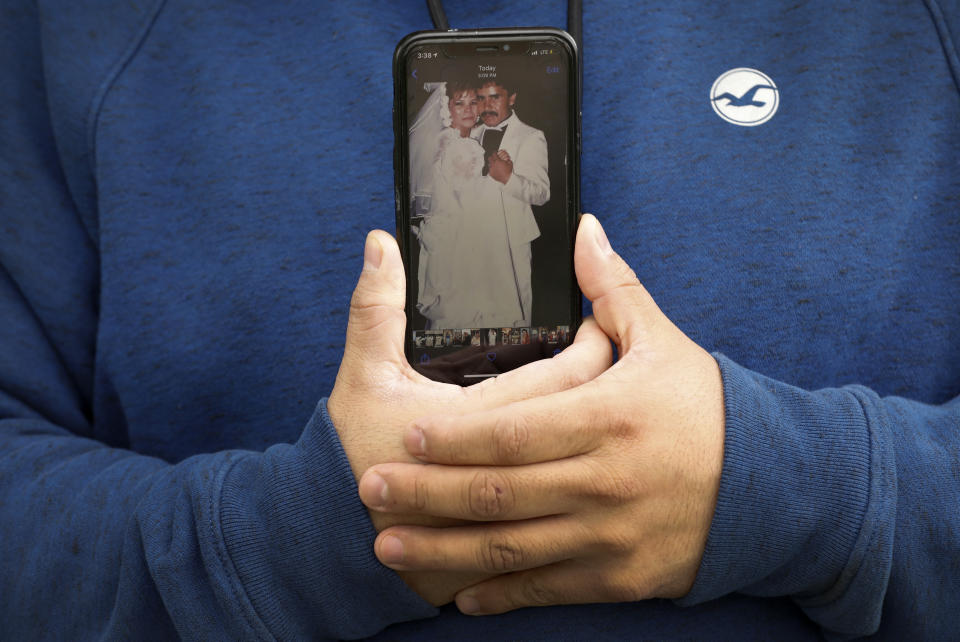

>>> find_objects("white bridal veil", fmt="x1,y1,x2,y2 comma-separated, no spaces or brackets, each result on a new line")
408,81,449,216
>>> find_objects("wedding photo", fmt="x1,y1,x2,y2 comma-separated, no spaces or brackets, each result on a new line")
406,55,571,335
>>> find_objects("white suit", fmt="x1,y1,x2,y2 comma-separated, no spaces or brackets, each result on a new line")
473,110,549,325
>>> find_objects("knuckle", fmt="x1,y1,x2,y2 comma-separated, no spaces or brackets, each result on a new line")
550,362,590,392
605,411,638,441
557,368,583,391
478,533,525,572
602,574,642,602
466,470,514,519
348,277,383,312
347,299,403,335
411,473,430,511
581,467,641,507
451,422,477,462
607,474,641,503
491,413,529,464
519,576,555,606
600,525,638,556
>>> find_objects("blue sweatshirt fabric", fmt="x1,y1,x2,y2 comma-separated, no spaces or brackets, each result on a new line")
2,0,959,639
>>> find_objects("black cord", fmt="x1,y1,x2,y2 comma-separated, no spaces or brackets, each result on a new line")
567,0,582,51
426,0,450,30
425,0,582,53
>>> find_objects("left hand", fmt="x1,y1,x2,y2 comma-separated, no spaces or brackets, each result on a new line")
357,214,726,615
487,152,513,184
329,229,614,606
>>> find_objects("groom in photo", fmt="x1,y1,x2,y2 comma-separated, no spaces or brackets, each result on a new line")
473,72,550,326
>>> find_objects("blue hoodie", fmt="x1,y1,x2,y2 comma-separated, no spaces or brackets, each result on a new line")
1,0,958,639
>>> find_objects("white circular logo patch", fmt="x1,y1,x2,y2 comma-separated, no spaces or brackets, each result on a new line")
710,68,779,126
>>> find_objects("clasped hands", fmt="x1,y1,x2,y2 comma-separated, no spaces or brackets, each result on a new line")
487,150,512,184
328,214,725,615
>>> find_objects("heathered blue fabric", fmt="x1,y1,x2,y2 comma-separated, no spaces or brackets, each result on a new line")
1,0,958,639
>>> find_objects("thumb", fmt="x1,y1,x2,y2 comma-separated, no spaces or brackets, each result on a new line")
574,214,663,352
342,230,408,372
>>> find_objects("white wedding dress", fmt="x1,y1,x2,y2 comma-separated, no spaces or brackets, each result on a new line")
410,83,523,329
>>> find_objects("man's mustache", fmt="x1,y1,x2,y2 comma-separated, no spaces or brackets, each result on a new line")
480,110,498,118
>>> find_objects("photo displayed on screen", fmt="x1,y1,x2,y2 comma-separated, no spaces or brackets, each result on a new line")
405,46,573,363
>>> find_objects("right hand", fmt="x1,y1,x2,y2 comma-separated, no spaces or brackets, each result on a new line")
327,230,613,605
487,152,513,184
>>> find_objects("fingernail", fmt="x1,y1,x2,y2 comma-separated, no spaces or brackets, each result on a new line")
363,472,389,508
405,426,426,458
379,535,404,564
457,592,482,615
363,235,383,271
593,217,612,255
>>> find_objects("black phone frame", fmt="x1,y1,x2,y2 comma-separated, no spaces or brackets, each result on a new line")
393,27,582,384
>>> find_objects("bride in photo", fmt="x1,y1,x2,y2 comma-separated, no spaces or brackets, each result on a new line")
409,76,524,330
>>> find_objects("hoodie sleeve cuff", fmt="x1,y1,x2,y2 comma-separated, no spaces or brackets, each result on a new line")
216,398,437,640
676,354,895,639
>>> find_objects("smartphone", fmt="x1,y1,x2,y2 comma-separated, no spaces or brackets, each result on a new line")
393,28,581,386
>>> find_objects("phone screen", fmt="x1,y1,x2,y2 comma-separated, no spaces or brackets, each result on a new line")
396,32,580,385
